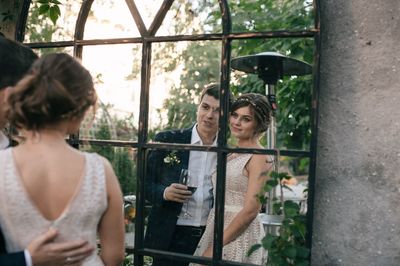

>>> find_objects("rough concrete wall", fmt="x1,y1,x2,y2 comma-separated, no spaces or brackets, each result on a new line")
0,0,24,39
312,1,400,265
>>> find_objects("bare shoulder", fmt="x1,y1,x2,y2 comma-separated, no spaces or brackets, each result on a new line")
93,153,117,179
249,154,271,167
248,154,272,171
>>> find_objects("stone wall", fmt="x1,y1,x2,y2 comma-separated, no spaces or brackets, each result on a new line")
312,1,400,265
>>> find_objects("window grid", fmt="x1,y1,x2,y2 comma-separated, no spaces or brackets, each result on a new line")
17,0,321,265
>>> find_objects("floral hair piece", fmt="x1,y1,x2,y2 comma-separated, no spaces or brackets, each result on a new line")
233,97,270,117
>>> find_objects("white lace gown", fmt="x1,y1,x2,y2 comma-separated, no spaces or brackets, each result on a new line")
193,153,265,264
0,149,108,266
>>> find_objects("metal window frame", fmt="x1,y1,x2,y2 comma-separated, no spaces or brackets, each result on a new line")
16,0,321,265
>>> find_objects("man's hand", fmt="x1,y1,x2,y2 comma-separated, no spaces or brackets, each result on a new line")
27,228,94,266
164,183,192,203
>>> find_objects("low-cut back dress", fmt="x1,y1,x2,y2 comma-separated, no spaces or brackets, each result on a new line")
192,153,266,264
0,148,108,266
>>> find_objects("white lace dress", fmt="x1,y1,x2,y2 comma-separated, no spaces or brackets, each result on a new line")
0,149,108,266
193,153,265,264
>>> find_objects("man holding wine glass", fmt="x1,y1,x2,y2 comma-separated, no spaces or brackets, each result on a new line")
145,83,230,266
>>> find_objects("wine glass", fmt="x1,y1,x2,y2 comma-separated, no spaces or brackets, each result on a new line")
178,169,198,219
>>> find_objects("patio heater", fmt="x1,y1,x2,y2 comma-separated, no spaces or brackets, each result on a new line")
231,52,312,234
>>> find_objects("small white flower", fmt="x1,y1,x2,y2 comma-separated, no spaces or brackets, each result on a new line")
163,152,180,166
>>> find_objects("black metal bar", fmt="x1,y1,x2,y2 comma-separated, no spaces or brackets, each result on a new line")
15,0,31,42
134,39,152,266
212,1,231,265
138,248,213,265
307,0,321,263
69,0,94,147
148,0,174,36
136,248,258,266
125,0,149,36
71,139,311,157
24,30,316,48
74,0,93,58
26,41,75,49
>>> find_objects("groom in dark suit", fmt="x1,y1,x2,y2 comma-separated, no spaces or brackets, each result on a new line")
144,83,226,266
0,34,93,266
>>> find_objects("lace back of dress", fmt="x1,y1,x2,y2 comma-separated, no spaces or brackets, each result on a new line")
0,150,107,265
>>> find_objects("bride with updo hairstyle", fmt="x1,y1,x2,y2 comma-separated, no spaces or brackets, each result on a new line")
0,53,125,266
193,93,273,265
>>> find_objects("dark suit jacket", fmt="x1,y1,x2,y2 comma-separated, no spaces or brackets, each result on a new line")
0,226,26,266
144,127,192,250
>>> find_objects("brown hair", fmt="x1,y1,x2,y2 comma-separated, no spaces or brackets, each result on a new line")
6,53,97,130
199,83,233,106
231,93,272,134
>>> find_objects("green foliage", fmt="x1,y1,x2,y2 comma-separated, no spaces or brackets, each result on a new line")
156,39,221,130
251,171,309,266
88,108,137,195
229,0,314,151
123,255,152,266
36,0,61,25
26,1,61,51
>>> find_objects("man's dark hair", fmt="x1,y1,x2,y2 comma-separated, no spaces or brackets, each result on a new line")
0,36,38,89
199,83,233,106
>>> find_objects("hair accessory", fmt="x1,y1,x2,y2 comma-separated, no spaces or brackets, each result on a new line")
234,97,270,117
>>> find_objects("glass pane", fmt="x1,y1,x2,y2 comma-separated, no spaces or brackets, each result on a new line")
156,0,222,36
80,144,137,247
231,37,314,150
25,1,80,43
276,156,309,214
80,44,141,141
148,40,221,142
133,0,160,29
84,0,140,39
230,0,314,32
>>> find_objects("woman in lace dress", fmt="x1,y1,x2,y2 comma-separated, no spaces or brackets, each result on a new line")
193,93,273,264
0,53,125,265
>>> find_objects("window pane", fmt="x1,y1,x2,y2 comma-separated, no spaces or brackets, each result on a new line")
84,0,140,39
230,0,314,33
231,38,314,150
148,40,221,142
80,144,137,248
156,0,222,36
25,1,80,43
80,44,141,141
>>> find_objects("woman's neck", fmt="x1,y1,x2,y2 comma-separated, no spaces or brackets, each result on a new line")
19,128,68,147
236,137,261,149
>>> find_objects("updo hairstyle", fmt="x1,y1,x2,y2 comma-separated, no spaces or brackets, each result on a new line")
6,53,97,131
230,93,272,134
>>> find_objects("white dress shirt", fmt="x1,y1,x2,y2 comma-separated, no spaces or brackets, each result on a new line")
0,131,32,266
177,125,217,226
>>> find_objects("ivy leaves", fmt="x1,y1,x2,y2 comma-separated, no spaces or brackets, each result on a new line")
253,171,310,265
36,0,61,25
